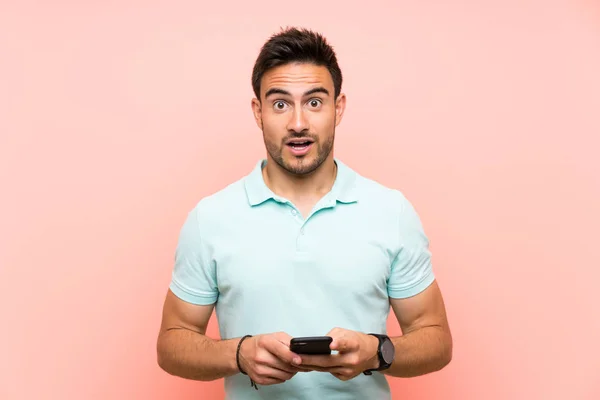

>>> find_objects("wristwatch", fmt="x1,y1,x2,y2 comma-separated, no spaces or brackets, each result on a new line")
363,334,395,375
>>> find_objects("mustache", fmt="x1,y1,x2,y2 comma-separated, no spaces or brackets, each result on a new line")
283,132,319,141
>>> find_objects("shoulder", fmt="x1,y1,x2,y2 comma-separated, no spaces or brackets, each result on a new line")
351,168,411,213
188,176,248,226
346,163,426,235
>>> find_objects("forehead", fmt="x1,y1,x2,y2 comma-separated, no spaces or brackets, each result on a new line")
260,63,333,97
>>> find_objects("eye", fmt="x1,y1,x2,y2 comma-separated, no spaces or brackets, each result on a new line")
308,99,322,108
273,101,288,111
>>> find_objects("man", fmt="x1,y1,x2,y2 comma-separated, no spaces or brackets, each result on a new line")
157,27,452,399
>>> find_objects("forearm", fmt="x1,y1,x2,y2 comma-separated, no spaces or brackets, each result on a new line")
157,328,240,381
384,326,452,378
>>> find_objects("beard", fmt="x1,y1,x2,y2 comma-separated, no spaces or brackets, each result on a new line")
263,127,335,176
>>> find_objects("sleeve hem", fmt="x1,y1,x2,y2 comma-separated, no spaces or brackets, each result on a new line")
388,270,435,299
169,280,218,305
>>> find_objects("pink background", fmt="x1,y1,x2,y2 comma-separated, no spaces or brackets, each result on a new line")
1,1,599,399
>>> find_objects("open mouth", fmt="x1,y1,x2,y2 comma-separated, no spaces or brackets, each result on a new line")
287,141,313,150
286,138,314,150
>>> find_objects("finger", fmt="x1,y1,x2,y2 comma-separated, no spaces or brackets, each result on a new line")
265,338,302,366
299,354,342,368
326,327,343,336
327,367,355,375
298,367,317,372
259,351,304,374
325,328,345,349
332,372,354,381
298,363,355,374
253,376,286,386
330,337,358,353
273,332,293,347
298,365,329,372
254,365,296,382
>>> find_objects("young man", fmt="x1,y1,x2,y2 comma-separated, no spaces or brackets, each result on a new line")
157,27,452,399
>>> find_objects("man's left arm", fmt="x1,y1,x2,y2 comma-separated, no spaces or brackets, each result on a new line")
382,194,453,377
297,280,452,380
298,194,452,379
383,279,452,377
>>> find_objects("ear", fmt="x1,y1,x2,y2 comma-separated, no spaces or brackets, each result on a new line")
334,93,347,127
251,98,263,130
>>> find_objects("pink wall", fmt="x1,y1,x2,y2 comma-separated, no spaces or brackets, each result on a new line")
1,1,599,399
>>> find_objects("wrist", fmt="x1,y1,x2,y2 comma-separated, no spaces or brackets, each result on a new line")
235,335,258,390
235,335,253,374
366,334,380,370
363,334,395,375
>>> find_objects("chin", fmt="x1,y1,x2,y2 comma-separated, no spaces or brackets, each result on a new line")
284,158,321,175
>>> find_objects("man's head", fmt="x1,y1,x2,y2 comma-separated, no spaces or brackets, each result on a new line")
251,27,346,176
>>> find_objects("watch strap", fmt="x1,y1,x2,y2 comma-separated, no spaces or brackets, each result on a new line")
363,333,391,375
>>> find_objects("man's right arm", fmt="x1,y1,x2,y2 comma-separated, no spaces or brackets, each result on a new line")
156,289,303,384
156,289,240,381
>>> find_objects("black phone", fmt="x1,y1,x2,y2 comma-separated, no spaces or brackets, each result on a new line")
290,336,333,355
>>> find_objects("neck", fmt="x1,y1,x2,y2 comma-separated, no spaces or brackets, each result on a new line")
262,156,337,202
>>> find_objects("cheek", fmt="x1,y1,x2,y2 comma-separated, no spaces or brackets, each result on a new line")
261,125,283,147
261,116,286,137
312,112,335,130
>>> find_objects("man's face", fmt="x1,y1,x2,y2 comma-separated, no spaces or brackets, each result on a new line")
252,63,346,176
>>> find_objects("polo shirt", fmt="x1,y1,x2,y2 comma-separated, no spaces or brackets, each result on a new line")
169,158,435,400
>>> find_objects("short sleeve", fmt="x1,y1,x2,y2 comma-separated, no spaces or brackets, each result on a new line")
387,194,435,299
169,203,219,305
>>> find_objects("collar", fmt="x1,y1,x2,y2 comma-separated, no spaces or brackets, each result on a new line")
244,159,358,207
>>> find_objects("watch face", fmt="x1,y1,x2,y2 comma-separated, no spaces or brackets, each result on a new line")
381,338,395,364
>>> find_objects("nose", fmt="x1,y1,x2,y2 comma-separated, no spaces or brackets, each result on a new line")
286,106,310,133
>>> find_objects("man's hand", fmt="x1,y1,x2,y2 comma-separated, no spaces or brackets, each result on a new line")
297,327,380,381
238,332,304,386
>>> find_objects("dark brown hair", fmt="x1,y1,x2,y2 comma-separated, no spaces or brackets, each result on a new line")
251,27,343,100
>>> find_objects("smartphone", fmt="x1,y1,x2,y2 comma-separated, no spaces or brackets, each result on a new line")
290,336,333,355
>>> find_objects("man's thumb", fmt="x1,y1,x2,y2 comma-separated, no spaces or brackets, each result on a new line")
330,337,345,351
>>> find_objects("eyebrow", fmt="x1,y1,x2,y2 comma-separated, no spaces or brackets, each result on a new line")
264,86,330,99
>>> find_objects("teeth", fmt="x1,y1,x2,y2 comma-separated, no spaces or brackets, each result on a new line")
289,142,310,149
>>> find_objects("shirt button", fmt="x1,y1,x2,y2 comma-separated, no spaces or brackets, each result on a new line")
291,209,297,216
300,228,305,235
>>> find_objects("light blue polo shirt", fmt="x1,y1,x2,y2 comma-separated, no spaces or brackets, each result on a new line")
169,158,435,400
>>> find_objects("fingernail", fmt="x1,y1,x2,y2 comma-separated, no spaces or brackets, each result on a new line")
293,357,301,365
